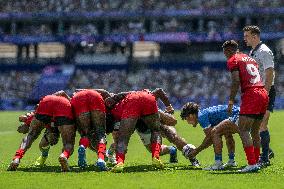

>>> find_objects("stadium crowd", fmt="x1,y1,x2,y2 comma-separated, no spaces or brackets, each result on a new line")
0,0,282,13
1,65,284,110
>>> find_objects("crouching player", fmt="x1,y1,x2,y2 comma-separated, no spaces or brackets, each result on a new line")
107,88,171,172
134,110,200,166
71,89,110,170
8,91,76,172
181,102,240,170
17,111,59,167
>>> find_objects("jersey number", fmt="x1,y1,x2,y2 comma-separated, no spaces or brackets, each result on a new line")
246,64,261,84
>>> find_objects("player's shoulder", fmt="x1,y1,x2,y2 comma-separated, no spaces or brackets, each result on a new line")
259,44,273,56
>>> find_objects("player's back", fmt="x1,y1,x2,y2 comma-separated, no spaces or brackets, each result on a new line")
198,105,239,129
227,53,264,93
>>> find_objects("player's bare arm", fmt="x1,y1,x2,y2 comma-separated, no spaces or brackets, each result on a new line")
53,90,71,100
158,110,177,126
151,88,174,114
228,70,240,114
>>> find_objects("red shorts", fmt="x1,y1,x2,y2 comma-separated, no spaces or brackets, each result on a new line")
240,87,269,115
120,91,158,119
36,95,73,120
71,89,106,117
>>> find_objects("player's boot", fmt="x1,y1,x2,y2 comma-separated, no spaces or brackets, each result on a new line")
258,158,271,168
238,164,259,173
111,162,124,173
203,161,224,171
169,146,178,163
190,158,201,167
223,160,237,168
96,158,108,171
78,145,87,169
59,154,70,172
34,155,48,167
152,157,164,169
7,158,20,171
268,148,274,159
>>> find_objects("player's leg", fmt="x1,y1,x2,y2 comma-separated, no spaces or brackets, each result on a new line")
90,110,107,171
8,117,45,171
34,130,50,166
76,112,91,168
57,117,76,172
141,113,164,168
106,131,118,165
238,115,259,172
224,134,237,167
211,120,238,169
259,110,272,163
112,118,137,172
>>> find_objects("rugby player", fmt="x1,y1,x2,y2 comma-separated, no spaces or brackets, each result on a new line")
17,111,59,167
223,40,269,172
71,89,111,171
180,102,239,170
106,88,173,172
243,25,275,166
7,91,76,172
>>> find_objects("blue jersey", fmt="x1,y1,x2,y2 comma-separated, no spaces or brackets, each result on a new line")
198,105,239,129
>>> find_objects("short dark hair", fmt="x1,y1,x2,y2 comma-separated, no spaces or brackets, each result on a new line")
243,25,261,36
222,40,239,52
180,102,199,120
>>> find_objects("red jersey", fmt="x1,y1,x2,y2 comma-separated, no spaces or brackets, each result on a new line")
227,53,264,93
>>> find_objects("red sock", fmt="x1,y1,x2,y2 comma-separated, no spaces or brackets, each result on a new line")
13,149,25,160
116,153,125,164
62,150,71,159
97,143,106,160
151,143,161,159
79,137,90,148
254,147,260,163
244,146,256,165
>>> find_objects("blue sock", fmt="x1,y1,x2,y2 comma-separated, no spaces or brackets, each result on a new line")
228,152,235,161
215,154,222,161
41,146,50,157
260,130,270,161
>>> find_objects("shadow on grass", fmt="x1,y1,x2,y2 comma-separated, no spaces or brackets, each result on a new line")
120,164,202,173
16,165,105,173
208,166,260,175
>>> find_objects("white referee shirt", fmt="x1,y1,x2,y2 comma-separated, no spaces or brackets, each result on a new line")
249,42,275,85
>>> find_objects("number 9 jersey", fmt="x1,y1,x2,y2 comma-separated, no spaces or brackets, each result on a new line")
227,53,264,93
227,53,269,115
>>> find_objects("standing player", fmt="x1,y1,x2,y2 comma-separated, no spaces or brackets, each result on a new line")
71,89,111,171
243,25,276,166
180,102,240,170
222,40,269,172
7,91,76,172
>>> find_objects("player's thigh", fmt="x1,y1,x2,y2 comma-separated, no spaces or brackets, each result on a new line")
213,119,239,136
118,118,137,137
76,112,91,134
238,115,255,131
90,110,106,128
141,113,160,131
260,110,270,131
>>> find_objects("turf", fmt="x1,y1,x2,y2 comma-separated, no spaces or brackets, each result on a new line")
0,111,283,189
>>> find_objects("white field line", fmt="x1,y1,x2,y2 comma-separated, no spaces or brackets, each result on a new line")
0,131,15,135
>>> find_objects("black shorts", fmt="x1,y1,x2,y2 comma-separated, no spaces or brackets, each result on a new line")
267,85,276,112
35,114,74,127
239,114,265,120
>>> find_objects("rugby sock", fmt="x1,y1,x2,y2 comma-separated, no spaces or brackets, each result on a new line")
215,154,222,161
244,146,256,165
97,143,106,160
79,137,90,149
260,130,270,161
13,149,25,160
228,152,235,161
254,147,260,162
40,145,50,157
151,143,161,159
62,150,71,159
116,153,125,164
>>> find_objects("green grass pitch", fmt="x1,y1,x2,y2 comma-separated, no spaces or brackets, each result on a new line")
0,111,283,189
